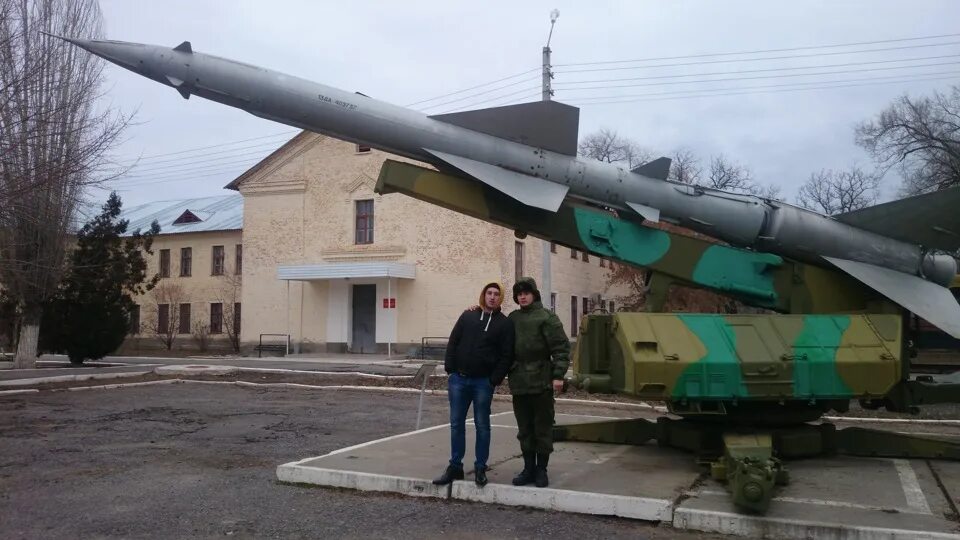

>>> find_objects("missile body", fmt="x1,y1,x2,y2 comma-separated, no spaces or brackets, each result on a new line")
63,38,960,337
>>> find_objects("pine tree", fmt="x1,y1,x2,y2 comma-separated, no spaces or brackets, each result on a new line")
40,193,159,364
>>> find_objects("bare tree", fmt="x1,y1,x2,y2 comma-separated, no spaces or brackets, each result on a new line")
606,262,649,311
150,282,185,351
578,128,654,169
856,86,960,196
0,0,128,368
216,273,242,353
668,148,702,184
704,154,756,193
796,167,881,215
192,321,210,353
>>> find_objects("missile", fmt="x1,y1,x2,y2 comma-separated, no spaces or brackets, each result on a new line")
60,37,960,338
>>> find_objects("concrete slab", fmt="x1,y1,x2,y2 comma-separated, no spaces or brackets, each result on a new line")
277,411,960,539
676,457,960,539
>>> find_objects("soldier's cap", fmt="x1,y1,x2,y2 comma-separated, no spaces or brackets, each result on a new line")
512,277,542,303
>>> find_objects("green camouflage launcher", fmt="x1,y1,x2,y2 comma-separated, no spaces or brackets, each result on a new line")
377,159,960,514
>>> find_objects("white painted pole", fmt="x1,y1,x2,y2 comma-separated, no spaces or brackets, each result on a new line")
387,276,392,359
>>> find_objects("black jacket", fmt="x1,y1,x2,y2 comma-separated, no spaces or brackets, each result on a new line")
444,309,514,385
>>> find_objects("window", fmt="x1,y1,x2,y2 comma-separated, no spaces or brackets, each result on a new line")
180,247,192,277
570,248,578,259
159,250,170,278
210,303,223,334
233,302,242,335
157,304,169,333
609,301,615,313
179,303,191,334
356,144,371,153
600,299,607,312
212,245,225,276
570,296,578,337
235,244,243,275
599,258,606,268
581,251,589,263
355,199,374,244
129,304,140,334
583,297,590,316
550,292,557,312
515,241,524,281
550,242,557,254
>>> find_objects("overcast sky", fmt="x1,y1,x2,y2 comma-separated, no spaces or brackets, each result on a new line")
92,0,960,210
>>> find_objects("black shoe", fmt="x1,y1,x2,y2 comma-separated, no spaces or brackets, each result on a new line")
534,466,549,488
432,465,464,485
511,452,536,486
475,467,488,487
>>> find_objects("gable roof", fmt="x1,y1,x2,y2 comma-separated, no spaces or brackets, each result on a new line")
121,194,243,236
224,130,314,191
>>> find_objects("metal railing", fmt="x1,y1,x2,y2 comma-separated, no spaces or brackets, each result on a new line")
419,336,448,361
257,333,290,357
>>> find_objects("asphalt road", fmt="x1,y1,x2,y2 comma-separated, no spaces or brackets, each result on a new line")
0,385,721,540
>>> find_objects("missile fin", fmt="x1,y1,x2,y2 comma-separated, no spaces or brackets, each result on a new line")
165,76,190,99
833,185,960,252
173,41,193,53
424,149,568,211
824,256,960,339
626,202,660,223
631,157,672,180
429,101,579,156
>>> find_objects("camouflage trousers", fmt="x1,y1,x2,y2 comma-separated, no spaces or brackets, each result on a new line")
512,391,555,455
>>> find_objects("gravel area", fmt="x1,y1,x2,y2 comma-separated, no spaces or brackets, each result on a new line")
0,384,724,540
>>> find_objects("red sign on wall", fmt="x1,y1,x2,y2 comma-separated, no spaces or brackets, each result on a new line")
382,298,397,309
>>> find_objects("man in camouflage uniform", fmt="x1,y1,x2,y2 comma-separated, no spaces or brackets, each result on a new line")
507,277,570,488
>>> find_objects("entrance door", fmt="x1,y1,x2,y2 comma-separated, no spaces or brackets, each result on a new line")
351,284,376,353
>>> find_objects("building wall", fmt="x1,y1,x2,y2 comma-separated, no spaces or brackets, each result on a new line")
125,229,242,355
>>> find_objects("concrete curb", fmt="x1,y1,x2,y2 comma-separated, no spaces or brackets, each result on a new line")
451,482,672,521
0,370,152,388
277,466,447,500
672,507,960,540
67,379,180,391
0,388,40,396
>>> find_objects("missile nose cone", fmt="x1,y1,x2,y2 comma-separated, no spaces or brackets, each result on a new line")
54,36,159,80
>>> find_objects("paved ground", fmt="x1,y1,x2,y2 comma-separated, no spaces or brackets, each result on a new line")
0,384,722,539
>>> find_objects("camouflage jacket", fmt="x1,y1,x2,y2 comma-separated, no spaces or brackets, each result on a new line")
507,300,570,395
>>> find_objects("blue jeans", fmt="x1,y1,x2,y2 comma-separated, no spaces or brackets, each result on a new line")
448,373,494,470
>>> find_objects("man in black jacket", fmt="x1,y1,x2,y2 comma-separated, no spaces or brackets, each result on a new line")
433,282,514,487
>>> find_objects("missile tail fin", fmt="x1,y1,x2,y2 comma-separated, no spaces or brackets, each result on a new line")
833,185,960,252
824,256,960,339
429,101,579,156
631,157,672,180
424,149,568,211
626,202,660,222
173,41,193,53
165,76,190,99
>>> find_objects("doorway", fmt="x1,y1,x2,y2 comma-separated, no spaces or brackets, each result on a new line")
351,284,376,353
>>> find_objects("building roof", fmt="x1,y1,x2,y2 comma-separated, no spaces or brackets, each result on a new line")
122,194,243,236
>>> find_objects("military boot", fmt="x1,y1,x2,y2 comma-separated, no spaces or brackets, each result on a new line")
511,452,536,486
432,464,464,485
534,452,550,488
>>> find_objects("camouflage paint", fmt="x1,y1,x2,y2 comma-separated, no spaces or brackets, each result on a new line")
575,312,902,406
572,207,670,266
791,316,853,398
692,246,781,307
674,315,748,398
